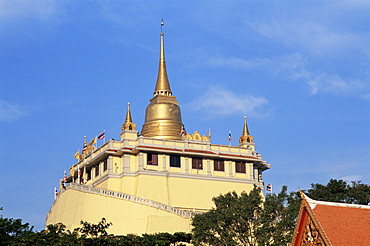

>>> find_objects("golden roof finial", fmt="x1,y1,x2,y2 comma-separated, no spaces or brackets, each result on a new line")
154,19,172,96
141,20,183,140
125,102,132,123
239,116,254,143
122,102,136,131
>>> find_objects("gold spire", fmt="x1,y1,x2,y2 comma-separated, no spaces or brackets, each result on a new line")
141,20,183,140
239,116,254,143
126,102,132,123
122,103,136,131
154,19,172,96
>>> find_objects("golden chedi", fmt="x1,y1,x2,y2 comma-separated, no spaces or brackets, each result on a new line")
141,30,183,140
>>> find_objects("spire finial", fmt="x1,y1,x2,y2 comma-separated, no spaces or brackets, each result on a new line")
122,102,136,131
161,18,164,33
125,102,132,123
243,116,249,135
153,18,172,96
239,116,254,144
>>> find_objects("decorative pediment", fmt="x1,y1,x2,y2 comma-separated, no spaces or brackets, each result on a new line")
301,215,326,245
183,131,210,141
292,194,330,246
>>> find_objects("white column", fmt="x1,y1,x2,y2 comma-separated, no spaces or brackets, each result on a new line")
108,157,113,173
254,166,258,181
229,161,233,177
250,163,254,179
185,157,189,173
123,154,130,172
139,152,144,171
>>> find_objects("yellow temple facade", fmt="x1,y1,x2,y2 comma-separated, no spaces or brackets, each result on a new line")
46,23,270,235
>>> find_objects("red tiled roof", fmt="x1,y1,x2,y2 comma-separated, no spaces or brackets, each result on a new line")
313,204,370,245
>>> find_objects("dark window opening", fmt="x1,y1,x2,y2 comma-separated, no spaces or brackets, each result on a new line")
192,158,203,170
170,155,181,167
147,153,158,165
95,165,100,177
87,169,91,181
235,162,246,173
103,160,108,171
214,159,225,171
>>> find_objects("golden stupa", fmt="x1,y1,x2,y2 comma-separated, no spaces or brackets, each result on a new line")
141,29,183,140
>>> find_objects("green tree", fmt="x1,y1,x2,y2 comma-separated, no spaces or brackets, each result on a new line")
191,187,300,246
19,223,80,246
75,217,112,238
257,186,301,245
0,215,191,245
0,217,34,245
306,179,370,205
347,181,370,205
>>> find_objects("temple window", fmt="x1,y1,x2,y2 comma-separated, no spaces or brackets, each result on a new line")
147,153,158,165
192,158,203,170
170,155,181,167
235,162,246,173
87,169,91,181
103,159,108,171
95,165,100,177
214,159,225,171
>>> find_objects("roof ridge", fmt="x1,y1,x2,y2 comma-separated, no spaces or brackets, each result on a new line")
303,193,370,210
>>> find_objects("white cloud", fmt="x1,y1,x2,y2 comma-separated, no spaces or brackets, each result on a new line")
191,87,268,118
209,53,305,73
209,56,271,69
306,74,366,95
0,100,25,122
248,10,370,58
363,93,370,100
0,0,57,20
209,53,369,96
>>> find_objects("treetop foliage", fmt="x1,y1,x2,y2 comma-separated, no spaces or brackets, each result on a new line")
0,217,191,246
306,179,370,205
191,187,301,246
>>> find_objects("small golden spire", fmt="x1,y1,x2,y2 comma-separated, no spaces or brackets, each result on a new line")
122,103,136,131
239,116,254,143
126,102,132,123
154,19,172,96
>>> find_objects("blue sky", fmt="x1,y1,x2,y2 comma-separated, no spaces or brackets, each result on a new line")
1,1,370,231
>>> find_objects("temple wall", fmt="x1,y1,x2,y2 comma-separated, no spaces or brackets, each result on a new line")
46,188,192,235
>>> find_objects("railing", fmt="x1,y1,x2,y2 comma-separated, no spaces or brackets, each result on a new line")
67,183,196,218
